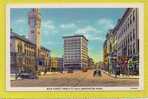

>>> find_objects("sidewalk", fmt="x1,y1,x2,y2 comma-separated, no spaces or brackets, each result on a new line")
102,70,139,79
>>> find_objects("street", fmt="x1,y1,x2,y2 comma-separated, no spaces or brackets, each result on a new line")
11,70,138,87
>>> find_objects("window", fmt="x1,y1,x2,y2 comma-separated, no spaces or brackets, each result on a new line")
128,18,130,28
133,29,135,40
130,33,132,41
130,15,132,24
133,10,136,22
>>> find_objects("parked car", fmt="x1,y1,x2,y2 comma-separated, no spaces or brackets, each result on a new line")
21,72,36,79
16,71,36,79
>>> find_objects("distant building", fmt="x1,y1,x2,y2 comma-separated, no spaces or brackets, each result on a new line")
88,57,95,69
49,57,58,69
57,58,64,71
49,57,63,71
10,31,50,74
63,35,88,70
103,40,108,71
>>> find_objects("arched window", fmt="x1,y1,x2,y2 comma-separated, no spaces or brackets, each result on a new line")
17,42,23,53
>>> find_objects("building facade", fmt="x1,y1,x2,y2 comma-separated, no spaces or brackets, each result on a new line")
116,8,139,74
49,57,63,71
10,31,50,74
103,40,108,71
103,8,139,75
63,35,88,70
38,46,50,72
88,57,95,69
28,8,41,72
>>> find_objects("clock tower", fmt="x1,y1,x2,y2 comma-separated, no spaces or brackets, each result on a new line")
28,8,41,72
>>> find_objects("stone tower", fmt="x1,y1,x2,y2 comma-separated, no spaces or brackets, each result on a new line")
28,8,41,71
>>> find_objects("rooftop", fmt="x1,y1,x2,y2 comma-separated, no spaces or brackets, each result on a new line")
10,31,50,52
63,35,88,41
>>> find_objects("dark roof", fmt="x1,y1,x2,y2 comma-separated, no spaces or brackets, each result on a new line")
11,32,34,45
63,35,88,41
41,46,50,52
11,32,50,52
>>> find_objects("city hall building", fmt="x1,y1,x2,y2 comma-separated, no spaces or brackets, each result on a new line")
10,31,50,74
63,35,88,70
10,8,50,74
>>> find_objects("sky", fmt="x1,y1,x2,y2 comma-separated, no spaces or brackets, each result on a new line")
10,8,126,62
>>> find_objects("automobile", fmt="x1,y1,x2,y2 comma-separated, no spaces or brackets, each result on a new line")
17,72,37,79
67,69,73,73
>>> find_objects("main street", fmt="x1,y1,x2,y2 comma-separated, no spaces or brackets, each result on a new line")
11,70,138,87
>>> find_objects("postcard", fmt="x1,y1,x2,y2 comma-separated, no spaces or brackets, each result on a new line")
6,3,144,91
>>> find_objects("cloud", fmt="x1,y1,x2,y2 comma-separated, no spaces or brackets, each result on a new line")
97,18,115,30
60,23,77,29
90,37,104,42
42,20,55,30
74,26,103,41
41,20,57,36
16,19,26,24
59,23,78,36
43,41,53,46
75,26,98,34
11,18,28,35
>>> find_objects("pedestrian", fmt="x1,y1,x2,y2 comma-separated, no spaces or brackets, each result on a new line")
98,70,102,76
93,70,96,77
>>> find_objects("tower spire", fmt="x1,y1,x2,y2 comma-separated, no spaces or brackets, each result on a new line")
28,8,41,72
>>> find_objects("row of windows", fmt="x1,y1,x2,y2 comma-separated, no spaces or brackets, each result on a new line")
81,48,88,52
24,59,49,66
118,28,137,51
127,46,137,55
117,9,137,39
24,43,34,49
64,41,81,45
64,49,80,51
64,47,87,50
40,53,49,57
64,45,80,48
64,53,80,55
64,39,80,42
64,47,81,50
118,41,138,56
24,58,35,65
24,49,35,56
64,56,80,58
11,52,16,56
17,46,49,57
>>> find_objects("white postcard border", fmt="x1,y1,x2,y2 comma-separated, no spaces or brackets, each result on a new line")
6,3,144,91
